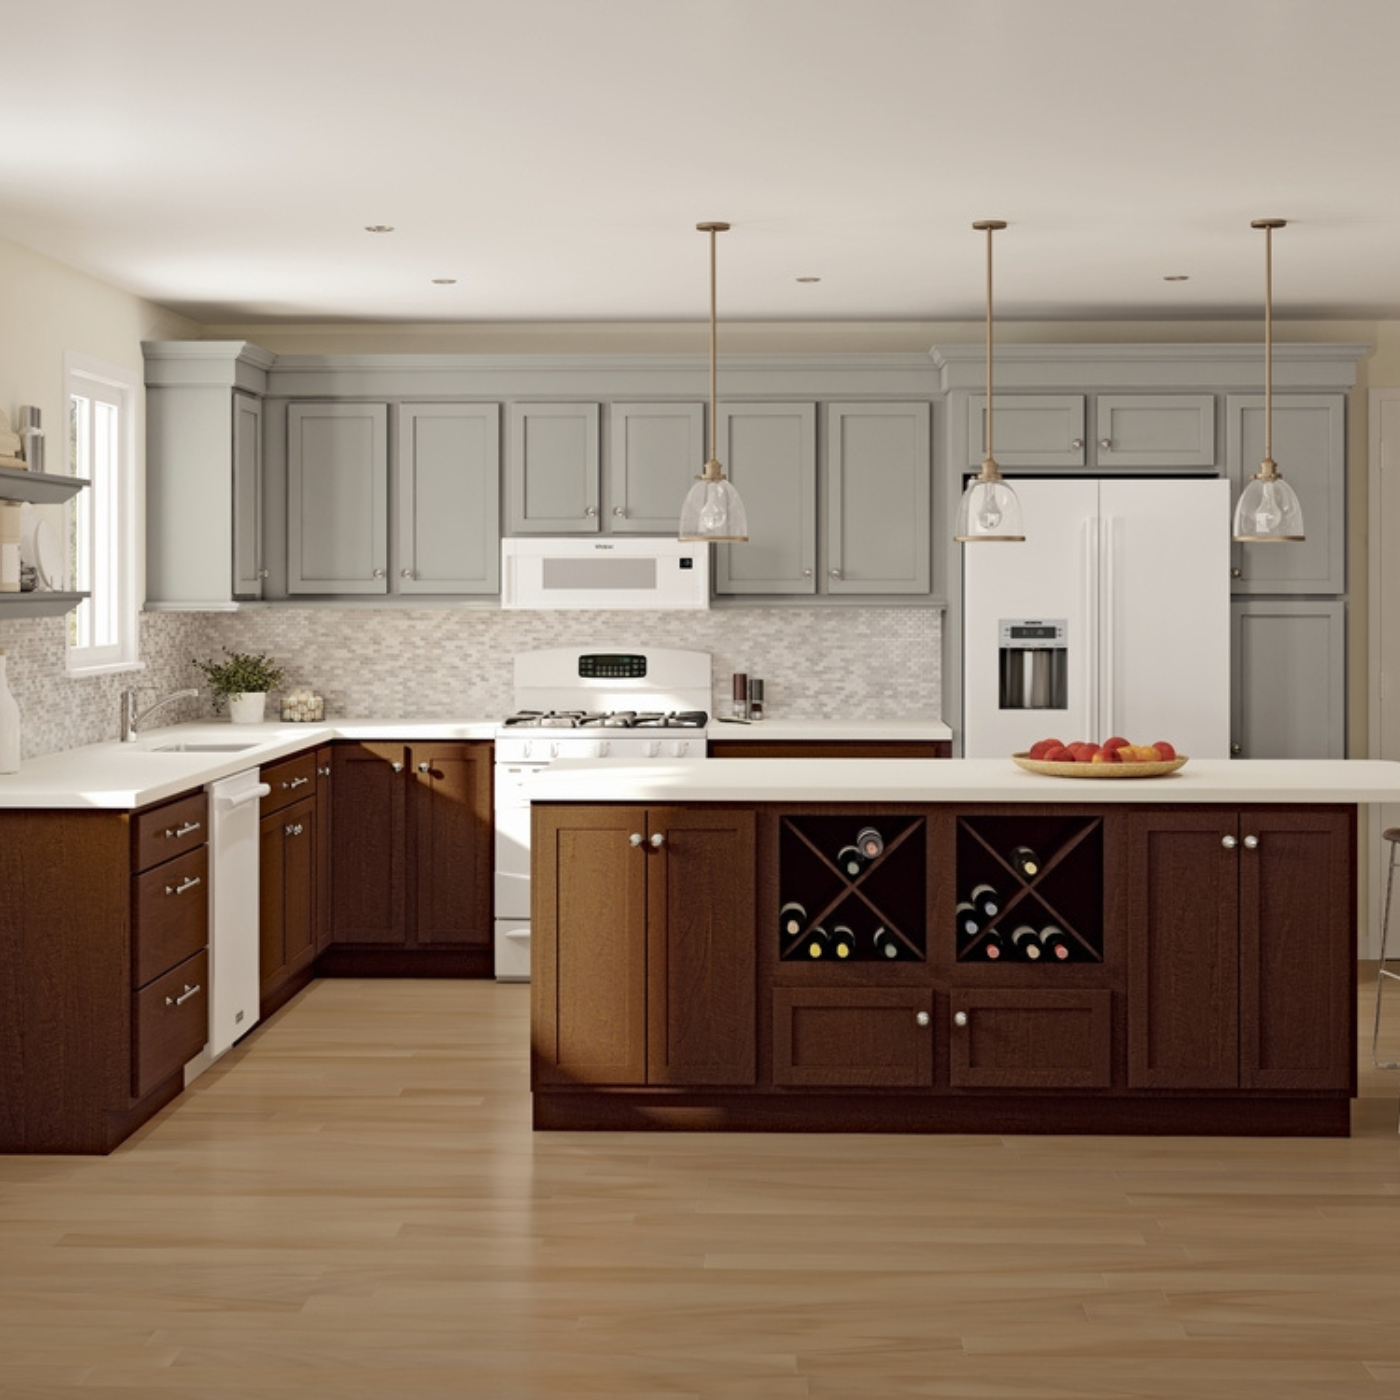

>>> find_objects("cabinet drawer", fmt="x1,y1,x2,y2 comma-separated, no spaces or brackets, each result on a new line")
132,791,208,873
262,750,318,815
948,988,1112,1089
132,948,208,1098
132,845,209,989
772,988,933,1088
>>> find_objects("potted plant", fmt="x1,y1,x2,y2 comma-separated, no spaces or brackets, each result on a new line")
193,648,285,724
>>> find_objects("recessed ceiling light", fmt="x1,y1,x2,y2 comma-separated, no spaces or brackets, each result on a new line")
796,276,821,283
431,278,457,285
364,224,395,234
1163,274,1189,282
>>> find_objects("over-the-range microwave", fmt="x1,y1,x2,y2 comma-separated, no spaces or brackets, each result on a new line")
500,537,711,610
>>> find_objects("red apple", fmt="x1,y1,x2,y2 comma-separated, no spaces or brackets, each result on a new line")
1044,745,1075,762
1152,740,1177,761
1028,738,1058,760
1091,745,1121,763
1102,735,1130,755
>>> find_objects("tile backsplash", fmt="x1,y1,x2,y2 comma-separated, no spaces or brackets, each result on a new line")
0,605,943,758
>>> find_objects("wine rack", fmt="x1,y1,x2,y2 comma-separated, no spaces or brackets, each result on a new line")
954,815,1103,963
778,815,926,962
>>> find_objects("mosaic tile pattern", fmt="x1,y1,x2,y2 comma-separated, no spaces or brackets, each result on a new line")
0,605,943,759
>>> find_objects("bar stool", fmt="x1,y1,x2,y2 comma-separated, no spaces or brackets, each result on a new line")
1372,829,1400,1111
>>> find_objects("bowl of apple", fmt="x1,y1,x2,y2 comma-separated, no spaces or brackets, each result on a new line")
1012,736,1187,778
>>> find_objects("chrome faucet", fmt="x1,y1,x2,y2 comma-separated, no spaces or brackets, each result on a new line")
120,687,199,743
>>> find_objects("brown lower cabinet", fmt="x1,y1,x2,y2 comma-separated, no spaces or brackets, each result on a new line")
532,800,1357,1136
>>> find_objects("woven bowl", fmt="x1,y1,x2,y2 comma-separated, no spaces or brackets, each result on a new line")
1012,752,1189,779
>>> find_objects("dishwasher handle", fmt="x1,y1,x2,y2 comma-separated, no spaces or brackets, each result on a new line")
215,781,272,812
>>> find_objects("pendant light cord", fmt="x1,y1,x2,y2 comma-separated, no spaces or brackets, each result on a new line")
1263,222,1273,468
709,226,718,471
985,222,995,465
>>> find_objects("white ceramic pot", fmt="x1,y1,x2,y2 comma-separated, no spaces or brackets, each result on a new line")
228,692,267,724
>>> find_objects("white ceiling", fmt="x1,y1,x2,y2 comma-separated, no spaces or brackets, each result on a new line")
5,0,1399,327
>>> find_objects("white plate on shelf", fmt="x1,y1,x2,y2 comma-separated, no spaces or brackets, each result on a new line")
21,513,62,590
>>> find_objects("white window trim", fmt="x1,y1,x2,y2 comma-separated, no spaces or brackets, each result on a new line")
65,351,143,676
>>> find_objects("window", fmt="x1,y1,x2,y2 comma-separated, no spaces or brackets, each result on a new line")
66,353,140,673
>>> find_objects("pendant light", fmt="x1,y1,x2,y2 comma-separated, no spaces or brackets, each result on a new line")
955,220,1024,542
679,221,748,542
1233,218,1305,542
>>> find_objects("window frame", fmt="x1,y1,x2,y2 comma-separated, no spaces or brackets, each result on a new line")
64,351,143,676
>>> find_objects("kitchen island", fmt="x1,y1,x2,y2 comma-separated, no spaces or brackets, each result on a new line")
528,757,1400,1137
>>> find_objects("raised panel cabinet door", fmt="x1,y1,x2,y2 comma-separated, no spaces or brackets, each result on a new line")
1230,600,1346,758
315,746,334,952
713,402,817,595
396,403,501,595
410,742,492,948
824,402,930,595
258,808,287,994
231,392,264,598
1239,808,1355,1092
947,989,1112,1089
1226,393,1346,594
771,988,934,1088
280,795,318,977
1094,394,1216,470
507,402,600,533
531,806,648,1086
288,402,389,594
329,742,407,944
1125,810,1240,1089
607,402,705,532
646,807,756,1086
967,394,1086,469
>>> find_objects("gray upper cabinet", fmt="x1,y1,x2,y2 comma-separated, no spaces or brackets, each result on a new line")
967,394,1086,468
714,403,817,595
1226,393,1345,595
607,402,704,533
1094,394,1215,470
507,402,600,533
1231,599,1346,758
396,403,501,595
824,402,930,595
288,403,389,595
144,340,273,609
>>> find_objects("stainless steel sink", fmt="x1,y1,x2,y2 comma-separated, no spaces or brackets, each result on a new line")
149,741,262,753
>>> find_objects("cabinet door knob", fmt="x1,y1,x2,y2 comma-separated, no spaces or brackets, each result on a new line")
917,1011,932,1028
1071,438,1084,450
1243,834,1259,849
258,568,270,579
829,568,841,578
372,568,385,579
613,506,626,517
1231,743,1243,756
649,832,665,848
952,1011,968,1028
418,761,431,773
803,568,813,577
401,568,414,579
629,832,644,846
391,761,403,773
584,505,597,517
1221,834,1238,849
1231,567,1243,578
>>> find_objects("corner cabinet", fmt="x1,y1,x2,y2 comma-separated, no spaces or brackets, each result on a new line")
143,339,272,609
531,805,757,1089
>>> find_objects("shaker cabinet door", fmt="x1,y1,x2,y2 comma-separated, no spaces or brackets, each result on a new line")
608,402,705,532
507,402,600,533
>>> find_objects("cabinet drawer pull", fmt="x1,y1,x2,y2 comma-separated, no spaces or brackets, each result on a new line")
283,775,310,790
165,875,202,896
166,983,201,1007
164,820,201,840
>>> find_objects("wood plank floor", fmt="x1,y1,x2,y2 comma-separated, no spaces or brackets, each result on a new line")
3,973,1400,1400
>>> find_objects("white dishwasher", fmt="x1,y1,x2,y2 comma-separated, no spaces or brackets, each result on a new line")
207,768,271,1058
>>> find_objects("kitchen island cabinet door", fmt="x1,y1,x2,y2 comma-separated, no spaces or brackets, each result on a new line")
1239,808,1354,1093
532,806,648,1086
947,989,1112,1089
259,794,317,997
646,807,756,1086
772,988,933,1088
1125,810,1240,1090
410,742,493,948
329,742,407,944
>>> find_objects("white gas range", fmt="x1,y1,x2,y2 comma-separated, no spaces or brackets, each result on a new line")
492,646,711,980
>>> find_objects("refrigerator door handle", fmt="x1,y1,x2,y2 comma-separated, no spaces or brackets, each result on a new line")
1101,514,1116,741
1083,515,1100,741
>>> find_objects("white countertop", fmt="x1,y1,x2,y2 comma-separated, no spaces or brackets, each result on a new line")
525,756,1400,806
707,718,952,742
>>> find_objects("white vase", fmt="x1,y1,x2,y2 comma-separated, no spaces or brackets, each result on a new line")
0,649,18,772
228,692,267,725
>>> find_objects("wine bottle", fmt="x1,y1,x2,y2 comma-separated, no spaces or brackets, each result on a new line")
954,901,981,939
830,925,856,959
969,883,1001,920
1010,925,1043,960
836,844,865,878
1008,844,1041,879
873,928,901,959
979,928,1005,960
779,901,807,938
855,825,885,860
1039,925,1073,961
805,927,832,959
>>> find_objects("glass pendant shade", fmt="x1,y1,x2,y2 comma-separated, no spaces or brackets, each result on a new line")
954,469,1025,542
1233,468,1305,541
679,469,748,542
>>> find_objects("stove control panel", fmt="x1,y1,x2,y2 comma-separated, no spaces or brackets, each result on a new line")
577,653,647,679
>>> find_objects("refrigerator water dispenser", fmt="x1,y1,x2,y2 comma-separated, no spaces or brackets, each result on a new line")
998,619,1067,710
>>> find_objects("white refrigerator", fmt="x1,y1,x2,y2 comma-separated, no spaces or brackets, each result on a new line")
962,478,1231,758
